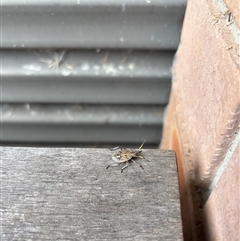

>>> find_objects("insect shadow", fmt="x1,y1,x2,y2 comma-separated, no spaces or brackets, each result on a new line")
106,140,149,173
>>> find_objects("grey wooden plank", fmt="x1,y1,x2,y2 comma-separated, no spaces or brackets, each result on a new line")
1,49,172,104
1,147,183,240
1,0,186,49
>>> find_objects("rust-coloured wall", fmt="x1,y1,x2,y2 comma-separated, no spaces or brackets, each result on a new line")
161,0,240,240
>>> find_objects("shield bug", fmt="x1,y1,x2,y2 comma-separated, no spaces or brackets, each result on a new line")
106,140,149,173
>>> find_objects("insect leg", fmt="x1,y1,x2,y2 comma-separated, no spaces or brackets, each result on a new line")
138,155,150,162
109,146,121,151
102,51,110,64
121,162,129,173
132,159,144,170
57,50,66,67
106,163,121,169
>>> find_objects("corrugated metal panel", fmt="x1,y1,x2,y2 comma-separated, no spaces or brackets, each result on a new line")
2,50,173,104
1,0,186,147
1,104,163,145
2,0,186,49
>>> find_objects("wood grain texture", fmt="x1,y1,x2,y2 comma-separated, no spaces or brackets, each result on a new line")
1,147,183,240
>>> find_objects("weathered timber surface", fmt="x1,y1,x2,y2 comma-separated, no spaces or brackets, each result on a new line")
1,147,183,241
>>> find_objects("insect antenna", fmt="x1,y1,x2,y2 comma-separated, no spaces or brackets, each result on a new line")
138,140,146,150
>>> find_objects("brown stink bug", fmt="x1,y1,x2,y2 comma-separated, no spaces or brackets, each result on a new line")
106,140,149,173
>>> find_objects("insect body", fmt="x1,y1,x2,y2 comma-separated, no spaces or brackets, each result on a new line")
106,140,149,173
